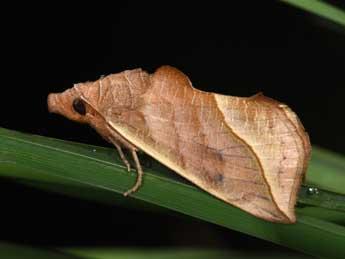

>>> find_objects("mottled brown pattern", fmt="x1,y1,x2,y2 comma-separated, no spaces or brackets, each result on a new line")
47,66,311,223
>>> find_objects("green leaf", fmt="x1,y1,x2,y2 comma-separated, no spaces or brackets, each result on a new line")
306,147,345,195
61,247,311,259
0,243,311,259
1,127,345,258
299,185,345,212
62,247,231,259
281,0,345,27
0,242,84,259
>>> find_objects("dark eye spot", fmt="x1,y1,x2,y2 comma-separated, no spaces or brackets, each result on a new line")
72,98,86,115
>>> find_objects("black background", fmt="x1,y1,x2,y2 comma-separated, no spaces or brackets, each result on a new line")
1,1,344,255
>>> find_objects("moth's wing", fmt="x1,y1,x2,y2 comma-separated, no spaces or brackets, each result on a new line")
108,98,289,222
107,66,308,223
214,93,311,222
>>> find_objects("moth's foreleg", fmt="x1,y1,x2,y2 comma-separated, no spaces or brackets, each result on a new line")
108,135,131,172
106,126,143,196
123,149,143,197
113,141,131,172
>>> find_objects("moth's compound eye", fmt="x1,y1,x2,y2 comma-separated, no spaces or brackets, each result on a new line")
72,98,86,115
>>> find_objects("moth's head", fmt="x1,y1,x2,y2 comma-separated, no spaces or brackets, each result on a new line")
48,68,150,136
47,81,101,124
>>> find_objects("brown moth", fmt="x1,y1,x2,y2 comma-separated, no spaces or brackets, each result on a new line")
47,66,311,223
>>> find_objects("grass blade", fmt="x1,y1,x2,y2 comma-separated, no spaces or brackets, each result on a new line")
0,242,311,259
62,247,230,259
1,127,345,258
306,147,345,195
0,242,84,259
61,247,311,259
299,185,345,212
281,0,345,27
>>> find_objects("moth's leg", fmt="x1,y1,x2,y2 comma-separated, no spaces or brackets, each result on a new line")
108,136,131,172
105,125,143,196
123,149,143,196
113,142,131,172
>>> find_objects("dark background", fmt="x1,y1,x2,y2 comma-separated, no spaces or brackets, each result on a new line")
1,0,344,255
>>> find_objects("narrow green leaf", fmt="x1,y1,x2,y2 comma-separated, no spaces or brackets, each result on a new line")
61,247,311,259
1,127,345,258
0,242,312,259
306,147,345,195
299,185,345,212
281,0,345,27
0,242,84,259
62,247,230,259
297,206,345,225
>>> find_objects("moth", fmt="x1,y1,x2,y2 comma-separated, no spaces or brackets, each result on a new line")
48,66,311,223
